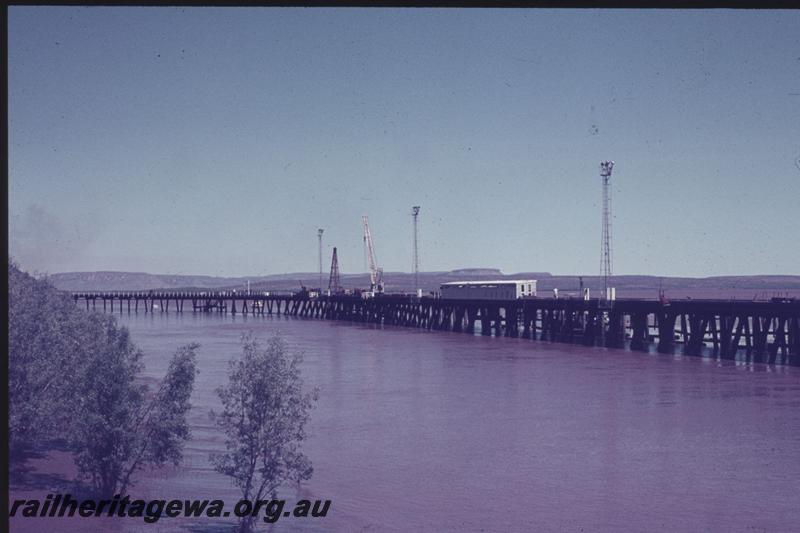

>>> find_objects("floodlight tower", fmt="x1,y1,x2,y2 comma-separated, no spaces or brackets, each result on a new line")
317,228,324,290
600,161,614,300
412,206,421,294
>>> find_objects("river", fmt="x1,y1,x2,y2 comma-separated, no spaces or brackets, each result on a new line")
10,312,800,532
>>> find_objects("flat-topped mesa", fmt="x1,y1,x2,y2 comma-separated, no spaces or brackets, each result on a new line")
448,268,503,276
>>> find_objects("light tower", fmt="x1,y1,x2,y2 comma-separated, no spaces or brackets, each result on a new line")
600,161,614,300
317,228,324,290
411,206,420,295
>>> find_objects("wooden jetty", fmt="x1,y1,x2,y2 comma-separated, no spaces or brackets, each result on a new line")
71,291,800,365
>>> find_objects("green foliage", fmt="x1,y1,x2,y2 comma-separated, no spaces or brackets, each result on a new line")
8,260,90,448
67,315,147,494
69,334,199,495
211,334,318,530
8,260,199,496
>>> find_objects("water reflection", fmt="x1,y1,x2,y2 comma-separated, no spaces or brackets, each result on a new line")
11,313,800,532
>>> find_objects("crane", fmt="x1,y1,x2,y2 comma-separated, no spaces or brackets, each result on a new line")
362,215,384,295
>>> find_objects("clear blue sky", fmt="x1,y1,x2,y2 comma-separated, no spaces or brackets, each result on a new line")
8,7,800,277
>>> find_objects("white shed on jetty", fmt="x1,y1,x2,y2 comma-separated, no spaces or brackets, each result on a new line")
440,280,537,300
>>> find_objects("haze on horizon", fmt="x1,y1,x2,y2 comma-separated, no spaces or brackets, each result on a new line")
8,7,800,278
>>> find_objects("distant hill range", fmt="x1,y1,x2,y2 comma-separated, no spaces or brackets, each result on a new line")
48,269,800,300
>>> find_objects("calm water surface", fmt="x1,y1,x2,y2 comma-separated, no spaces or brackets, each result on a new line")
13,313,800,532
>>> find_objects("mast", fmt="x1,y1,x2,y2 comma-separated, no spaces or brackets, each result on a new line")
600,160,614,300
317,228,324,290
412,206,420,294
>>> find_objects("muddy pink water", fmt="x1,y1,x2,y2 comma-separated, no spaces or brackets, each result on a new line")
11,313,800,532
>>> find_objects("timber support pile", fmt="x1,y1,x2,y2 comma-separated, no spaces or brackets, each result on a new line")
72,292,800,365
